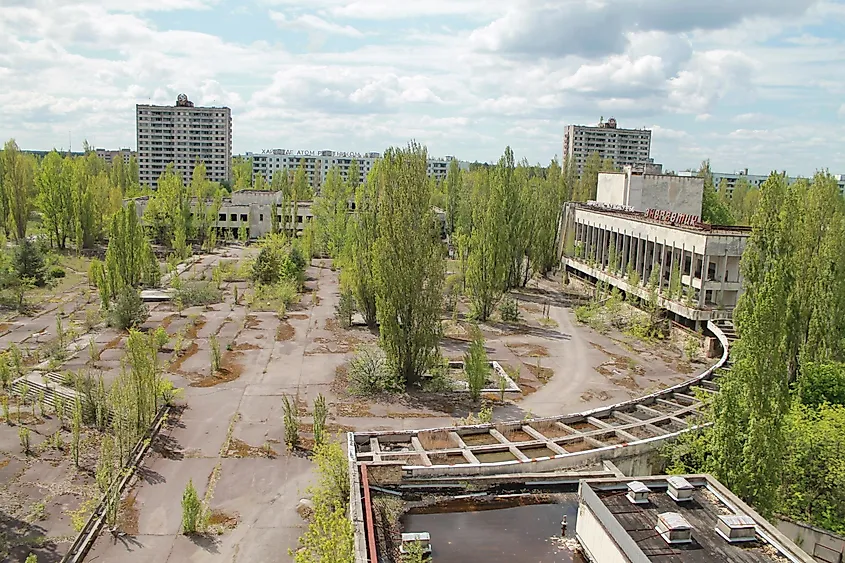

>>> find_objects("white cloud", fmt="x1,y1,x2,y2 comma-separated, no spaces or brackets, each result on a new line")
269,11,364,37
838,104,845,118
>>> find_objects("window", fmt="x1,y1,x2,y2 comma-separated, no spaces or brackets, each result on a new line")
259,213,264,222
230,214,237,222
240,214,247,222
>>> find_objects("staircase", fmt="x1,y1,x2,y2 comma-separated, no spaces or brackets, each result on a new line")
710,318,737,378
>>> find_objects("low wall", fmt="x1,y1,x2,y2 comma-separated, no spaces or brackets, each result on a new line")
776,519,845,563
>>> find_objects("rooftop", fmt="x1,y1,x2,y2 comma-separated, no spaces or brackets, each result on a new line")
578,475,811,563
576,202,752,236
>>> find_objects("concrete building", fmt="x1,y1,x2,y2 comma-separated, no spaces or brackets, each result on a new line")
679,169,845,197
247,149,464,192
576,475,813,563
560,201,750,325
131,190,313,241
597,167,704,217
95,148,135,165
563,118,652,177
136,94,232,188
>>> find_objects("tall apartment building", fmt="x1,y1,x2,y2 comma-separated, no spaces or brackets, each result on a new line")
563,118,652,177
136,94,232,188
247,149,464,192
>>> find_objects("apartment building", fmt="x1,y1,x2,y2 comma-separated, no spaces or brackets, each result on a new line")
248,149,463,192
136,94,232,188
679,169,845,196
563,118,652,177
95,148,135,165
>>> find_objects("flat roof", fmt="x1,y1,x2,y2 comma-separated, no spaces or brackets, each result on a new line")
580,475,810,563
575,204,752,237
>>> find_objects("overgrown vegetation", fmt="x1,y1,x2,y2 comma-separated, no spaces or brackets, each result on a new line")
347,346,400,395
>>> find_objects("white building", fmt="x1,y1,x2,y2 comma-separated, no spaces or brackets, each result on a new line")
679,169,845,196
597,167,704,217
247,149,463,192
563,118,652,177
136,94,232,188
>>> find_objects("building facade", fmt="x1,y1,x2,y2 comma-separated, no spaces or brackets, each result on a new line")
563,118,652,177
136,94,232,188
95,148,135,165
560,202,750,326
597,167,704,217
247,149,463,192
679,169,845,196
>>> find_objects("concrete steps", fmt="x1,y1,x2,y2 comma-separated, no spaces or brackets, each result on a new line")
10,372,81,411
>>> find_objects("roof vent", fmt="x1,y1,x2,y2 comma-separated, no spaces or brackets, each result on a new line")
667,476,695,502
626,481,651,504
715,515,757,543
656,512,693,545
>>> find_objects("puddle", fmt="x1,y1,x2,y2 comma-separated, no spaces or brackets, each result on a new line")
402,499,585,563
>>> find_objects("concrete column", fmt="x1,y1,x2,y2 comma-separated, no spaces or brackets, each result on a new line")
699,254,710,308
658,241,666,293
721,252,729,307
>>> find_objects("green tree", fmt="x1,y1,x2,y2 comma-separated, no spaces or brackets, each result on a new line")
444,158,463,236
699,160,733,225
373,144,445,386
343,174,379,327
466,168,506,321
574,151,602,202
464,328,489,402
312,167,351,259
37,151,74,249
1,140,36,239
232,156,253,191
102,201,159,305
181,479,203,534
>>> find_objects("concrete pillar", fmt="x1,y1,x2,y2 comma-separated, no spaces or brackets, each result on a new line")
721,252,729,308
699,254,710,308
658,241,666,293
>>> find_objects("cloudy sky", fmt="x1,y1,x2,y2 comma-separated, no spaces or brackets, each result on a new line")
1,0,844,175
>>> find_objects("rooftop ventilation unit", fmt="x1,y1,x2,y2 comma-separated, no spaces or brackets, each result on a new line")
667,476,695,502
626,481,651,504
656,512,693,545
715,514,757,543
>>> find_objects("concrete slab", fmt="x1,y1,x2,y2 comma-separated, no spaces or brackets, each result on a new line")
134,457,218,535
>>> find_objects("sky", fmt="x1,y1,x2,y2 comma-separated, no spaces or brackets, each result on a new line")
1,0,844,176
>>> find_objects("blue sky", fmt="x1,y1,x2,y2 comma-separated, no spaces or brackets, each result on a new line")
1,0,844,176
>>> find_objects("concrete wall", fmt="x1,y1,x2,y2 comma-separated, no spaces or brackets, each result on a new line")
776,519,845,563
597,173,627,206
577,502,634,563
632,174,703,217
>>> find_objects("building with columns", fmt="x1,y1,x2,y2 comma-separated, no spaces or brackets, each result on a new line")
559,202,750,326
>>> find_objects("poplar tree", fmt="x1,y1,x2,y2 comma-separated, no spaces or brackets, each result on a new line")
373,144,444,385
37,151,74,249
444,158,462,236
1,140,35,240
311,167,351,259
344,171,379,327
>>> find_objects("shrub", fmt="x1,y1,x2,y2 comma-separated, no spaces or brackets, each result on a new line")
282,394,299,451
49,266,66,280
252,236,305,288
334,288,355,328
107,287,148,330
464,329,489,402
181,479,202,534
348,346,401,395
19,426,31,453
250,279,299,312
499,296,520,323
313,393,328,448
210,334,221,373
174,281,223,307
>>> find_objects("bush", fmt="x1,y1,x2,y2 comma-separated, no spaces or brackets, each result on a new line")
250,279,299,312
499,296,520,322
334,288,355,328
107,286,148,330
49,266,66,279
181,479,203,534
348,346,401,395
282,394,299,451
252,236,305,288
174,281,223,307
464,329,489,402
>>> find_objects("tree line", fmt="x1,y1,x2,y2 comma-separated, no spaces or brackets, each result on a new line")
666,170,845,533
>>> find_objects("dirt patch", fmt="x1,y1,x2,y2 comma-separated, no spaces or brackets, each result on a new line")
525,362,554,384
102,334,123,352
169,342,199,373
418,431,453,450
334,402,373,418
506,343,550,357
223,438,276,458
232,342,260,351
325,318,339,331
119,491,140,535
244,315,261,330
580,389,611,402
160,314,179,332
189,350,244,387
185,316,207,339
0,323,12,334
207,509,240,532
289,313,309,321
276,321,295,342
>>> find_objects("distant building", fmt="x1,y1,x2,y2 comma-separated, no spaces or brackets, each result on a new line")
576,475,813,563
247,149,467,192
597,166,704,217
95,148,135,165
563,118,652,177
136,94,232,188
678,169,845,196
